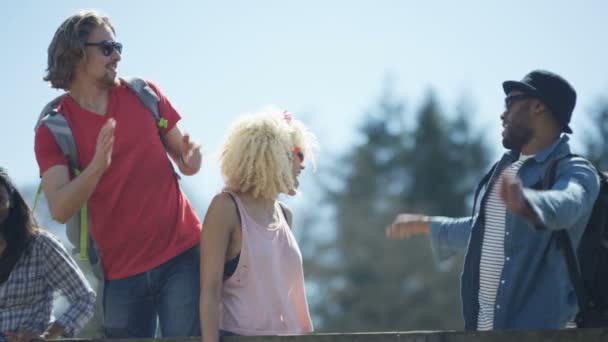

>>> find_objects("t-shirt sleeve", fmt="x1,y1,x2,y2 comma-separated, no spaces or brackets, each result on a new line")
34,124,68,175
145,80,182,133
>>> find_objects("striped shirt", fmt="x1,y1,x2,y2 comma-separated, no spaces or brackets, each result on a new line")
0,231,95,340
477,156,531,330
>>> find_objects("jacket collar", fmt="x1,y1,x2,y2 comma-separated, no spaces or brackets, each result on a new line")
504,134,570,164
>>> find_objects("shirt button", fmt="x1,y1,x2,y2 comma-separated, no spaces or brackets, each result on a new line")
505,257,510,261
505,231,510,236
501,280,505,284
496,305,501,309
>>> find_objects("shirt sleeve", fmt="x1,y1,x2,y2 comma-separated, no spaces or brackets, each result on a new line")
34,125,68,176
523,156,600,231
145,80,182,133
429,215,475,261
40,233,96,337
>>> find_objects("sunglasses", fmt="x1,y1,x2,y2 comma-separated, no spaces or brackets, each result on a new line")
504,94,532,111
84,40,123,57
293,146,305,162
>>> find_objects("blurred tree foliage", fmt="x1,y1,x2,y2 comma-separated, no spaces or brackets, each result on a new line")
584,97,608,170
20,86,608,336
300,86,491,332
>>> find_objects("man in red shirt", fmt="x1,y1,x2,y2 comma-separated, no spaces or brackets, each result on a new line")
35,11,202,338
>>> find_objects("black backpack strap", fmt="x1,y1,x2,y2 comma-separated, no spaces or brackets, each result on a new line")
556,229,588,326
471,161,499,217
224,192,242,225
545,153,589,323
278,202,290,226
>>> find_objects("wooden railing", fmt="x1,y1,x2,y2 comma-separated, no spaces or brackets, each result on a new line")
67,328,608,342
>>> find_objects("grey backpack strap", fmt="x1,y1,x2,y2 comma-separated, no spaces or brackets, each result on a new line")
121,76,160,118
39,111,80,173
36,108,94,265
121,77,170,148
121,76,181,179
35,94,68,131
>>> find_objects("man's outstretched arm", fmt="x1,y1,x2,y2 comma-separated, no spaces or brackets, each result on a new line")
387,213,475,261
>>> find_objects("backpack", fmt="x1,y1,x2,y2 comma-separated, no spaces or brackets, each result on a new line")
32,76,178,279
545,154,608,328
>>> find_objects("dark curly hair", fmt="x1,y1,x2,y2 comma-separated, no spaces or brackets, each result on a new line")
0,167,39,283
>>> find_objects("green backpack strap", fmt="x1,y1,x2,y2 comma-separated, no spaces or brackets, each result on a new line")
36,109,91,262
121,76,181,179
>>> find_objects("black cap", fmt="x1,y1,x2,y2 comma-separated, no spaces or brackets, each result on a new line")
503,70,576,133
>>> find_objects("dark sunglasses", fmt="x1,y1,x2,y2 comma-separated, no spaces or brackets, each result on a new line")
293,147,304,162
295,151,304,163
84,40,123,57
504,94,532,111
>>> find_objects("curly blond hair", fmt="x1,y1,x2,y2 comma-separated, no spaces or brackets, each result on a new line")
44,10,115,90
220,108,317,199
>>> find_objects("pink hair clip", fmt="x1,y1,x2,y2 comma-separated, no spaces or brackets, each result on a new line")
283,110,293,123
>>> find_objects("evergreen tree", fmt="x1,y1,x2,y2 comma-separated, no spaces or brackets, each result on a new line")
307,86,491,331
583,98,608,170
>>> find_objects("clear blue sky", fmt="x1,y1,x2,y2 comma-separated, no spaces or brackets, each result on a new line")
2,0,607,207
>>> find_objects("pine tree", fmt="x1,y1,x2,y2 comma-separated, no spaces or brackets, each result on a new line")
306,87,491,331
584,98,608,170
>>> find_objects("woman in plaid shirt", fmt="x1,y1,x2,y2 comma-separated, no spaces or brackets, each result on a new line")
0,168,95,341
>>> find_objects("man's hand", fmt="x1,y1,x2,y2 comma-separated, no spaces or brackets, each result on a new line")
91,118,116,173
386,214,431,239
179,133,202,169
499,172,540,223
165,126,202,175
175,132,202,175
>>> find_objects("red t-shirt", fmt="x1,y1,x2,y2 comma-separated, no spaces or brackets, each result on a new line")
34,80,201,280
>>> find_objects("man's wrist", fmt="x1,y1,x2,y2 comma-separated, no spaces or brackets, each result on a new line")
181,150,202,172
522,200,542,226
87,160,107,178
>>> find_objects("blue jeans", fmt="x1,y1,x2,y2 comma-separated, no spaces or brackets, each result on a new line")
103,245,200,338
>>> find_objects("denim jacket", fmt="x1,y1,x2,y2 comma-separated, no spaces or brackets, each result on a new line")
430,135,600,330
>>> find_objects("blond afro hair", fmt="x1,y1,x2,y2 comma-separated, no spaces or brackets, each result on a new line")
220,107,317,199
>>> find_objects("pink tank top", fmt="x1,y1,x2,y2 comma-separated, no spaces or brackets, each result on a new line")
220,193,314,335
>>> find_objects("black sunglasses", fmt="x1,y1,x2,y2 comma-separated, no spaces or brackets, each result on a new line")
296,151,304,163
84,40,123,57
504,94,532,111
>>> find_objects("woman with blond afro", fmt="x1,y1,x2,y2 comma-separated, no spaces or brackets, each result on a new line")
200,109,316,340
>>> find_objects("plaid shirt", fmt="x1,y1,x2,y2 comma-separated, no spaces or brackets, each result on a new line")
0,231,95,339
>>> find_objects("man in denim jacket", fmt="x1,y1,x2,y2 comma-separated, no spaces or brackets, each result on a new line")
387,70,600,330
